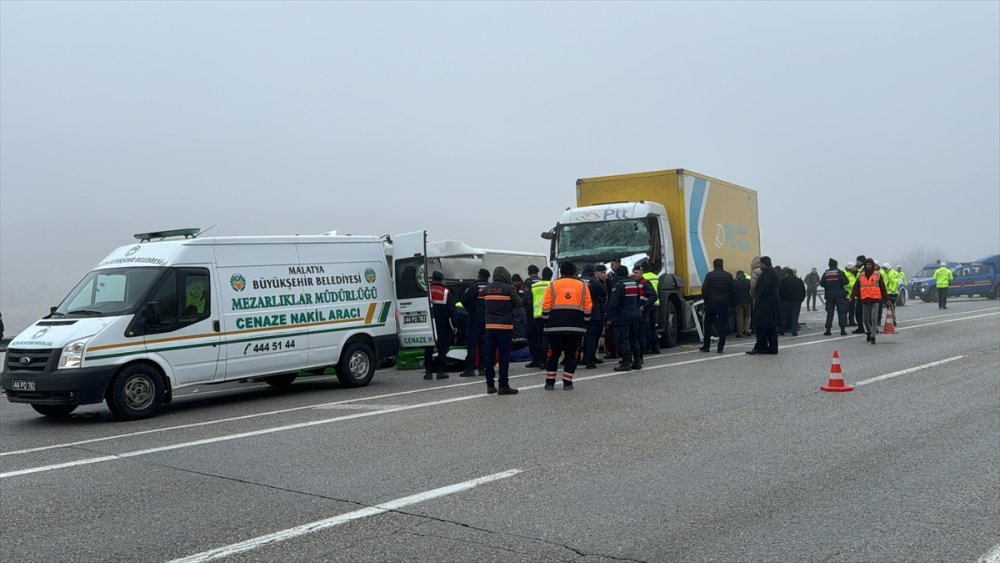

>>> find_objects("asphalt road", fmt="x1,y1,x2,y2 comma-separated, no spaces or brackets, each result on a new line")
2,298,998,563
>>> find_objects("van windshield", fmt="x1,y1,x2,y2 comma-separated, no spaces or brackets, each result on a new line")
54,267,164,317
556,219,651,261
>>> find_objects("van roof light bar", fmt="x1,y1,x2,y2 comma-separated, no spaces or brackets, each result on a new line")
133,228,201,242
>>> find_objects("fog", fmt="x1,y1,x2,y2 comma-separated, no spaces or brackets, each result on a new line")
2,1,998,335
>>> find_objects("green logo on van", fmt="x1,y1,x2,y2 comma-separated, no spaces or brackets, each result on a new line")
364,267,377,284
230,274,247,292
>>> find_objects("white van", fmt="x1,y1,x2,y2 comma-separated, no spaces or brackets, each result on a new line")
1,229,435,419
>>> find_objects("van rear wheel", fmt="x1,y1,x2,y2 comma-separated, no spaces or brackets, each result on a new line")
337,342,375,387
31,404,77,417
107,364,164,420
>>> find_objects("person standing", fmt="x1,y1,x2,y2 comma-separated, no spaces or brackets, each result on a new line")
633,266,654,366
511,274,529,353
820,258,849,336
482,266,522,395
895,266,909,298
524,265,542,368
747,256,780,355
882,262,899,326
700,258,734,353
778,267,806,336
423,271,456,380
850,255,866,332
933,261,954,309
641,261,661,354
459,269,490,377
541,262,593,390
527,266,553,369
609,265,641,371
581,264,608,369
733,270,753,337
804,268,820,311
850,259,888,344
603,259,622,359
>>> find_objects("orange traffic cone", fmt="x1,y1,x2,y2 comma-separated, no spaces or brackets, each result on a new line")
882,306,898,335
820,350,853,392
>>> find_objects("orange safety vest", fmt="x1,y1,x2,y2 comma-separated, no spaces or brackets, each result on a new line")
541,277,594,334
859,270,882,301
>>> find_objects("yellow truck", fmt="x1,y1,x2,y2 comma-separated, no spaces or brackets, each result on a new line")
543,169,760,346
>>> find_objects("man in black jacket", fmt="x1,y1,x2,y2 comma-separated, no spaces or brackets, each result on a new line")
459,269,490,377
778,267,806,336
820,258,849,336
581,264,608,369
747,256,780,355
700,258,735,353
482,266,522,395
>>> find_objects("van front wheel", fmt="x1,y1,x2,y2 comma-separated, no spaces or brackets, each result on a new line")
107,364,164,420
337,342,375,387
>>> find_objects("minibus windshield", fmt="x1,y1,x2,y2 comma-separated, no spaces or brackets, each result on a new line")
54,267,164,317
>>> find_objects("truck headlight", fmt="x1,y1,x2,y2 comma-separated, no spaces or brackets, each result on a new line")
58,337,91,369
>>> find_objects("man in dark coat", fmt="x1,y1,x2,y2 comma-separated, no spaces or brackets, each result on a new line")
747,256,780,355
580,264,608,369
700,258,734,353
778,267,806,336
482,266,523,394
608,265,641,371
820,258,849,336
459,269,490,377
804,268,821,311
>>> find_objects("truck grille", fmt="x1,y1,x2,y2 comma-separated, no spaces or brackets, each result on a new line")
5,349,57,373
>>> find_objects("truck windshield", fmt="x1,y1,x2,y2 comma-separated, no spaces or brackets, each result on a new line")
556,219,651,260
54,267,164,317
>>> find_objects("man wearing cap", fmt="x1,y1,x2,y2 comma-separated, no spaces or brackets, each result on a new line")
609,265,641,371
820,258,849,336
527,266,553,369
459,268,490,377
424,271,456,380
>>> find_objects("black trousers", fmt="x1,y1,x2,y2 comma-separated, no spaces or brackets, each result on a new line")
546,333,581,376
583,318,604,361
423,330,450,374
616,321,640,364
754,327,778,353
825,295,847,329
703,303,729,350
937,287,948,309
806,288,818,310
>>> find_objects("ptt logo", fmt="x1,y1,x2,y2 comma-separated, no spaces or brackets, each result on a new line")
602,208,631,220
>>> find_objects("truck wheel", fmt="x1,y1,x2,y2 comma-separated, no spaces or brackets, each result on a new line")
337,341,375,387
263,373,297,387
31,404,77,417
107,364,164,420
658,300,679,348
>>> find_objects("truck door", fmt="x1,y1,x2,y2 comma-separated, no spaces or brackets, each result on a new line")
393,231,435,349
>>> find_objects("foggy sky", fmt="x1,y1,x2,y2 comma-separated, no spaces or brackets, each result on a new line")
2,1,999,334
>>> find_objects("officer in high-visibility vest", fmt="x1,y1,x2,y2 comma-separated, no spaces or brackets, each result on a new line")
641,261,661,354
882,262,899,326
844,262,859,331
527,267,552,369
849,258,887,344
933,261,954,309
541,262,593,390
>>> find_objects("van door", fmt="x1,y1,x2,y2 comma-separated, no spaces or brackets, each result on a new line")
393,231,435,349
140,267,222,386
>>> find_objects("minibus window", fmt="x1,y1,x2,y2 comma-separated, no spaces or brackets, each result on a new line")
56,267,163,317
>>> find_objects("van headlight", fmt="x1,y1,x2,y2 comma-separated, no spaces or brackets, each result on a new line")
58,337,91,369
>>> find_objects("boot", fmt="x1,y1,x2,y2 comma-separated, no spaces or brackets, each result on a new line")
822,329,831,336
477,368,486,377
840,328,847,336
613,362,631,372
630,352,642,370
423,373,433,380
497,387,519,395
585,361,597,369
435,372,449,380
563,380,573,391
460,368,476,377
525,361,540,368
544,379,555,390
593,357,604,364
486,386,497,394
651,344,661,354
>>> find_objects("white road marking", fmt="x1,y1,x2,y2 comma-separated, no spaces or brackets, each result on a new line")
2,308,996,466
852,356,965,387
167,469,522,563
979,542,1000,563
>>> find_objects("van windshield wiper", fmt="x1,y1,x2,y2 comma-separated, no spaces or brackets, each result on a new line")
67,309,104,316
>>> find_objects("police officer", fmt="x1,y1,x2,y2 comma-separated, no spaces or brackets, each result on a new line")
933,260,954,309
580,264,607,369
524,265,542,367
527,267,552,369
424,271,455,380
459,269,490,377
609,265,641,371
641,261,661,354
633,266,654,366
541,262,593,390
820,258,849,336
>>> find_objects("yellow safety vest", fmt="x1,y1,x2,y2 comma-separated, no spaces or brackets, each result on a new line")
642,272,659,304
531,280,551,318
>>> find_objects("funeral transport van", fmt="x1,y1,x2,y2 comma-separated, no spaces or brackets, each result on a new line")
1,229,436,420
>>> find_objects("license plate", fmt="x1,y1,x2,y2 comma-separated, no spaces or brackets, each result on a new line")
12,380,36,391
